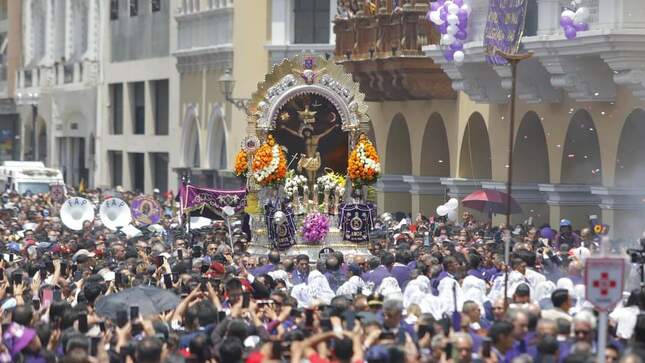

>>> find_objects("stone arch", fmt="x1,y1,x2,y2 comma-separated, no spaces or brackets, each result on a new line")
459,112,491,179
206,104,227,170
420,113,450,177
616,109,645,187
513,111,549,182
561,110,601,185
385,113,412,174
181,105,201,168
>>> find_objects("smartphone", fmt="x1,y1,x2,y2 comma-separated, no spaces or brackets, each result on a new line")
242,292,250,308
145,246,152,255
12,272,21,285
418,324,433,339
73,270,82,281
0,268,4,281
445,342,453,359
41,288,53,307
130,306,139,321
53,289,62,302
99,321,106,332
482,337,491,358
343,310,356,331
115,272,123,286
116,310,128,328
163,274,172,289
271,341,282,360
305,309,314,328
177,249,183,260
90,336,100,357
9,253,13,262
200,278,208,292
78,314,88,333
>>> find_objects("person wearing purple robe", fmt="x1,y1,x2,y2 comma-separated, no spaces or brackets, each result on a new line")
322,255,346,292
431,256,458,295
251,250,280,276
390,251,412,289
364,252,394,289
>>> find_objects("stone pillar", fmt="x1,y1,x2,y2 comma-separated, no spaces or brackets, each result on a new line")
440,178,482,223
404,176,446,216
376,175,412,214
591,186,645,240
539,184,601,230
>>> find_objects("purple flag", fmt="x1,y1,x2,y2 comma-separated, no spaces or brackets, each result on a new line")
179,184,246,217
483,0,528,65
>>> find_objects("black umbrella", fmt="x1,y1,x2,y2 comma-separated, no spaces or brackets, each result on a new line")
95,286,181,320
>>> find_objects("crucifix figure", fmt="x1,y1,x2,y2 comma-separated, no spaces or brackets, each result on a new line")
279,105,339,190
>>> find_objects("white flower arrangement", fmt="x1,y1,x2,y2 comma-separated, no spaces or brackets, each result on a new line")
284,172,307,197
316,172,346,194
254,144,281,183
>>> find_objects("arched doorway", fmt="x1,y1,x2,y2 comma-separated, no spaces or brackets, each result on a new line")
420,113,450,177
459,112,491,179
613,109,645,239
561,110,601,185
512,111,550,224
207,105,227,170
181,106,201,168
382,113,412,214
385,114,412,174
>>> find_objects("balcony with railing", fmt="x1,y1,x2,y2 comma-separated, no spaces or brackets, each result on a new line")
333,0,456,101
423,0,645,104
16,60,99,91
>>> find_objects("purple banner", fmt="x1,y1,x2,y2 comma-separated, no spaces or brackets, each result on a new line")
179,184,247,216
483,0,528,65
338,203,376,243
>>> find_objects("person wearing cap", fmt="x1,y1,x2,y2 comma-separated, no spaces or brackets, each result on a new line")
554,219,581,249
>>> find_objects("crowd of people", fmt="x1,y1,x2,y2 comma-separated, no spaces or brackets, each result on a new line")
0,189,643,363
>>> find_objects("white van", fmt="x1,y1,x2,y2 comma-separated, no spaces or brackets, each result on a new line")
0,161,65,194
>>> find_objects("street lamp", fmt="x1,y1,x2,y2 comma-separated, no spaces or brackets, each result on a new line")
15,92,39,161
218,68,251,114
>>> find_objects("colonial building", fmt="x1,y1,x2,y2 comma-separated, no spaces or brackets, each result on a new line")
15,0,102,186
175,0,337,187
335,0,645,239
98,0,179,194
0,0,21,162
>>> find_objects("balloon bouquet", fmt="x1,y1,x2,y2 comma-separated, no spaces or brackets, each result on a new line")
436,198,459,222
426,0,472,63
560,0,590,40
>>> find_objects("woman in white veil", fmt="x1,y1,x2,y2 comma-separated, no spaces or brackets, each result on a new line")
377,277,403,301
403,275,430,309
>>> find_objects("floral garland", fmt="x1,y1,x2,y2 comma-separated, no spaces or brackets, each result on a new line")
348,134,381,186
316,170,346,194
301,212,331,244
284,170,307,198
234,149,248,178
252,135,287,186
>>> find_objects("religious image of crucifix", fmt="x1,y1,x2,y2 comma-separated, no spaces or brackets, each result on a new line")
279,103,339,189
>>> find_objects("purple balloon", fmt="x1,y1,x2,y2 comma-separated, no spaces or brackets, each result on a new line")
440,6,448,20
458,9,469,19
430,2,440,11
564,25,577,39
458,20,468,31
439,23,449,33
444,49,455,61
450,42,464,51
454,0,464,6
455,30,467,40
573,22,589,31
560,16,573,27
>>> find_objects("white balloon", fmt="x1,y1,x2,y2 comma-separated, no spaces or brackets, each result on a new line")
561,10,575,20
574,7,589,23
447,3,460,14
441,33,455,45
454,50,465,63
430,11,443,25
446,198,459,210
461,4,471,15
447,13,459,25
436,205,449,216
447,24,458,35
447,210,458,222
574,0,582,4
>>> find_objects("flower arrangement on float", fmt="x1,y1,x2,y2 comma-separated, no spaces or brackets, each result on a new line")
234,149,248,178
348,134,381,187
316,170,346,195
284,170,307,198
301,212,331,244
252,135,288,186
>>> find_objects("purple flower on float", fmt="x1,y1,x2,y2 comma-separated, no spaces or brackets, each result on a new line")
453,0,464,6
430,2,440,12
457,20,468,31
457,8,468,21
440,6,448,20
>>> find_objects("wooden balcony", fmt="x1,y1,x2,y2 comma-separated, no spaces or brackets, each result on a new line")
334,0,456,101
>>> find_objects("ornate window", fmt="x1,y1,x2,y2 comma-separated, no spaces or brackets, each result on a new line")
294,0,330,44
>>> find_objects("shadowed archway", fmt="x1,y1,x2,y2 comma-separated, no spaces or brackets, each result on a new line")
385,113,412,174
513,111,549,183
459,112,491,179
420,113,450,177
561,110,601,185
